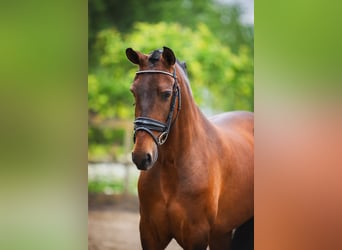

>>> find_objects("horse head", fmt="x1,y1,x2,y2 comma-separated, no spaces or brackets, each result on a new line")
126,47,181,170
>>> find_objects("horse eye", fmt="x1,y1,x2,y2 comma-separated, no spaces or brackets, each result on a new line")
161,91,172,100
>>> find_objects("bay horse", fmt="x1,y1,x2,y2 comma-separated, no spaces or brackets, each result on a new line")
126,47,253,250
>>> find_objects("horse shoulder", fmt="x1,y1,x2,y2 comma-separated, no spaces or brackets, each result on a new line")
209,111,254,159
208,111,254,228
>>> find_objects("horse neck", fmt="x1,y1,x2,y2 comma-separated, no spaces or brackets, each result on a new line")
158,66,208,163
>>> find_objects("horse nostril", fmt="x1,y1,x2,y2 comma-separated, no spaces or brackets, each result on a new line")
132,152,153,170
146,153,152,165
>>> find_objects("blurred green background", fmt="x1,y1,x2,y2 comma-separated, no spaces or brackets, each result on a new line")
88,0,254,166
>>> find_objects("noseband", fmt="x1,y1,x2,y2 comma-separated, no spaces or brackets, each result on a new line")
133,69,181,146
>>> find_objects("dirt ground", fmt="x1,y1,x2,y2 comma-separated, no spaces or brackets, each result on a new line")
88,194,181,250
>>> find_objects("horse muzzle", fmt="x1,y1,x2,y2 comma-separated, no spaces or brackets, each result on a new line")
132,150,158,170
131,136,158,171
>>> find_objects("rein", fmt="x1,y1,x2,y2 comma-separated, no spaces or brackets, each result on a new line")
133,68,181,146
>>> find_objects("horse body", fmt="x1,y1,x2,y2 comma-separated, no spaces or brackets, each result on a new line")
126,47,253,249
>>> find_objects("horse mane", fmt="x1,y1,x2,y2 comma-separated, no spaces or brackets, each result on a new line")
176,59,188,76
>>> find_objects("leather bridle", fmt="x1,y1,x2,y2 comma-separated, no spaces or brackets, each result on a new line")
133,68,181,146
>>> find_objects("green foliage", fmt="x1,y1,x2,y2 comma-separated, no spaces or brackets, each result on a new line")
89,22,253,121
88,127,125,145
88,0,253,54
88,28,135,119
88,127,126,161
88,177,138,195
88,179,124,194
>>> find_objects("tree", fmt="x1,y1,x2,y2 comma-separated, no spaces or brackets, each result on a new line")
88,0,253,57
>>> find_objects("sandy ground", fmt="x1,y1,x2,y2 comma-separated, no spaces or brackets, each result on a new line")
88,195,253,250
88,195,181,250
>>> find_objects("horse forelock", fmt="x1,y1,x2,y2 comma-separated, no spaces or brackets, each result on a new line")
148,49,163,65
146,48,192,96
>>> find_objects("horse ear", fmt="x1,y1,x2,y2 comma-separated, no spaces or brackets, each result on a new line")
126,48,140,65
162,46,176,66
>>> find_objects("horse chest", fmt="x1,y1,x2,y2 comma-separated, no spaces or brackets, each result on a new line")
161,182,213,237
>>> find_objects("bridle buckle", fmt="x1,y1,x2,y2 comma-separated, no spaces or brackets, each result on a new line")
158,132,169,145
